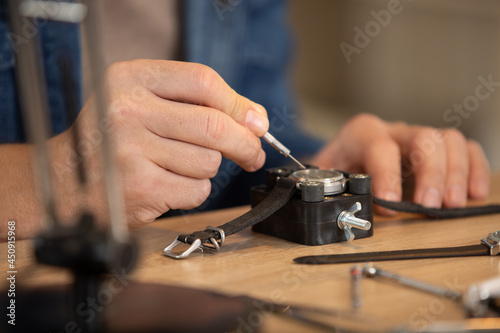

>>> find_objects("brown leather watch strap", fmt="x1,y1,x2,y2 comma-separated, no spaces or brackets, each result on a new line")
163,177,298,259
294,244,492,265
179,177,297,245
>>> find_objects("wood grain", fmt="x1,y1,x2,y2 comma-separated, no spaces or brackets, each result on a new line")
2,173,500,332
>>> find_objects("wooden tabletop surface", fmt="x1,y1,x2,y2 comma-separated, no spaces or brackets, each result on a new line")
2,173,500,332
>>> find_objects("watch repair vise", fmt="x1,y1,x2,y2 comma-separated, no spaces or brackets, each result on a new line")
163,129,500,259
251,167,373,245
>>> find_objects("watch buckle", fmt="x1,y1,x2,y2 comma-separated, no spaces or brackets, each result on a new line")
200,226,226,252
162,237,202,259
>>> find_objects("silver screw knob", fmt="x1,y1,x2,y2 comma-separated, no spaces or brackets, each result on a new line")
337,202,372,242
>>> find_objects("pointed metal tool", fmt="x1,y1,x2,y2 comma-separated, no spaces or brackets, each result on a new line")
263,132,306,169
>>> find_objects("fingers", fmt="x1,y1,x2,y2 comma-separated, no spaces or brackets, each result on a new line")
314,112,491,216
390,125,490,209
158,172,211,210
412,131,447,208
391,127,447,208
124,163,213,225
343,115,403,205
356,117,403,215
113,60,269,136
85,60,273,229
363,137,403,215
143,97,265,172
442,129,469,207
313,114,404,216
467,140,490,199
144,133,222,179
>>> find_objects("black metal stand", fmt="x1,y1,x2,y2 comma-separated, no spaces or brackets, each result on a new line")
34,213,137,333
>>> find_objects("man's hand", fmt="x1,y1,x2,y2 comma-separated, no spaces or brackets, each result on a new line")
50,60,270,229
312,114,490,215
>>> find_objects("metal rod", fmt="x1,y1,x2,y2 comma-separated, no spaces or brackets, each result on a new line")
80,0,129,243
288,154,306,170
6,0,59,228
363,264,462,300
262,132,306,169
351,265,363,309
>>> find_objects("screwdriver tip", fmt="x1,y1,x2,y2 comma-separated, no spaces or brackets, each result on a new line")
289,154,306,169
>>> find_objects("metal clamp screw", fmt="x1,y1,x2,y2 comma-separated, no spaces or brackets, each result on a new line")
337,202,372,242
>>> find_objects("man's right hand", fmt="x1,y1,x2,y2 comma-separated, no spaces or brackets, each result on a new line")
50,60,270,229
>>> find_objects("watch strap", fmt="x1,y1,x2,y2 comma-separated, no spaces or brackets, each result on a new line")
294,244,491,265
373,197,500,218
180,177,297,244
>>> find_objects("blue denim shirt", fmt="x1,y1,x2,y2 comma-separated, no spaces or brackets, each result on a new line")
0,2,82,143
183,0,323,210
0,0,323,210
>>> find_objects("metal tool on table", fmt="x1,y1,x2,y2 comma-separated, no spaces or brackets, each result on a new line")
463,275,500,317
258,298,388,332
350,263,500,319
362,263,461,300
351,265,363,309
351,264,443,310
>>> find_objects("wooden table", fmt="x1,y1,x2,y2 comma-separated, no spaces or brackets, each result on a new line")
3,173,500,332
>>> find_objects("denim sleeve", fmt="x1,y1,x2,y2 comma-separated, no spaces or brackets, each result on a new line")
0,3,82,143
0,5,24,143
167,0,325,215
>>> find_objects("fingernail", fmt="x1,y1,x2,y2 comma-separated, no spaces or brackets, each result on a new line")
252,149,266,171
384,191,400,202
445,184,466,207
422,187,441,208
379,191,400,216
471,179,489,199
246,109,269,135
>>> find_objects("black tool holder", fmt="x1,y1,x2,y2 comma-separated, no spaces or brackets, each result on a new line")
251,167,374,245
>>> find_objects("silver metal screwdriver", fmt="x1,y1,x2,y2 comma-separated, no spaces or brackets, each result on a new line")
363,263,462,301
262,132,306,169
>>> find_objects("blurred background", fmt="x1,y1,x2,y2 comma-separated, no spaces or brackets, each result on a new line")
289,0,500,170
